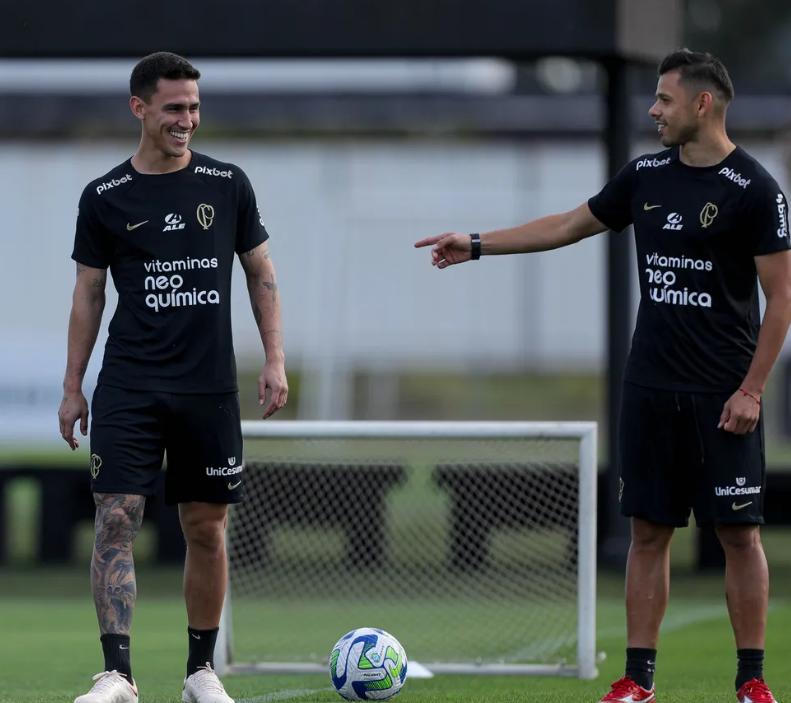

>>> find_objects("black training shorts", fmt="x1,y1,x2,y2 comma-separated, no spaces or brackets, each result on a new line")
88,384,244,505
618,382,765,528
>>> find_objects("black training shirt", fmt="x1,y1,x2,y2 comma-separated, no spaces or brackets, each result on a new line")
588,146,790,392
72,151,269,393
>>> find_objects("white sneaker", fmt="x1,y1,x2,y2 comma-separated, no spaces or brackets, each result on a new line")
74,671,138,703
183,663,234,703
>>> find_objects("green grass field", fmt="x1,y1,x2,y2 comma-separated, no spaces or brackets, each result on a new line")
5,370,791,701
3,567,791,703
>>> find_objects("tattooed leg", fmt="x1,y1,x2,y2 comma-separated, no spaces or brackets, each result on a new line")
92,493,146,634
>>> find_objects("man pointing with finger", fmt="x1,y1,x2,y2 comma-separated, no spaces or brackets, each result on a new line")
416,49,791,703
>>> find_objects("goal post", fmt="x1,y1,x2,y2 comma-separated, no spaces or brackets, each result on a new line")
216,421,599,679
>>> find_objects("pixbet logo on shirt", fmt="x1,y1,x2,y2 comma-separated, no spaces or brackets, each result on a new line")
96,174,132,195
636,157,671,170
719,168,751,189
143,258,220,312
195,166,233,178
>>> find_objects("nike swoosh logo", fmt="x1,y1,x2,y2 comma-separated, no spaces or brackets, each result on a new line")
119,645,129,649
127,221,149,231
732,501,753,511
191,633,201,640
644,204,661,211
228,480,242,490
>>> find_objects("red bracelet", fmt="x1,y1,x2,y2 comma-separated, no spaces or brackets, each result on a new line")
739,388,761,406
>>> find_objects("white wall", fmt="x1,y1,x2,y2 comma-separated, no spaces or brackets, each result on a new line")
1,136,789,437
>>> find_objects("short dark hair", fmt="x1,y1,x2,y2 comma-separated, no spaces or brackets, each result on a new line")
130,52,200,103
658,48,735,103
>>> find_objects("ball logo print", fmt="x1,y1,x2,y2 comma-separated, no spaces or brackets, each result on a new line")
329,627,407,700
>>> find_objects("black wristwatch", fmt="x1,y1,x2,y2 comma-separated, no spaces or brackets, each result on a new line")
470,233,481,260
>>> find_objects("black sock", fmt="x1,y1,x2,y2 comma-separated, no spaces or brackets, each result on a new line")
100,634,132,680
736,649,764,691
187,627,220,677
625,648,656,691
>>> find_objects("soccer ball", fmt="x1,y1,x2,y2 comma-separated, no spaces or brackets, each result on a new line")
329,627,408,701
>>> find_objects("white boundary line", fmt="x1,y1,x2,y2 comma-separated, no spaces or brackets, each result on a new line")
237,688,331,703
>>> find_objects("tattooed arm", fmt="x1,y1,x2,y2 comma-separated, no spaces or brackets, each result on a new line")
239,242,283,360
59,262,107,449
92,493,145,634
239,242,288,418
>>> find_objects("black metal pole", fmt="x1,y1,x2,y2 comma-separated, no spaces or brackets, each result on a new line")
599,57,634,570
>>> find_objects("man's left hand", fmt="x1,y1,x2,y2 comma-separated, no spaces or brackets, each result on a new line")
259,361,288,419
718,390,761,435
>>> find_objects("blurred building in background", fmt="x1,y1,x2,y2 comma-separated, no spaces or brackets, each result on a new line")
2,0,791,440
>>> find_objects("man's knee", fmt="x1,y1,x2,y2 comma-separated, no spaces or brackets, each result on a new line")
715,523,761,550
631,517,675,551
93,493,146,547
179,502,228,551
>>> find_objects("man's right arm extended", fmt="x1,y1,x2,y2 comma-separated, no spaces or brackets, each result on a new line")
414,203,611,268
59,262,107,450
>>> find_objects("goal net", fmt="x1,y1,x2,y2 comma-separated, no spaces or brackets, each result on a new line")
217,421,598,679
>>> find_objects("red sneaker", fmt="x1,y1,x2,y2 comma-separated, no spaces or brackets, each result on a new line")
737,679,778,703
599,676,656,702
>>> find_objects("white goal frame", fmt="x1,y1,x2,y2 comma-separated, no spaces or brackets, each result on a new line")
216,420,599,679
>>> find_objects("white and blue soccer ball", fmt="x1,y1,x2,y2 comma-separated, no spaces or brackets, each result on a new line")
329,627,408,701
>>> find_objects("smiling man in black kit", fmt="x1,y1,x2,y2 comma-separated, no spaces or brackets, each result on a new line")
58,52,288,703
416,49,791,703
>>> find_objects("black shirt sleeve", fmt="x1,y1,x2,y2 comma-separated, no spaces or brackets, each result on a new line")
235,168,270,255
743,176,791,256
71,186,112,269
587,159,640,233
